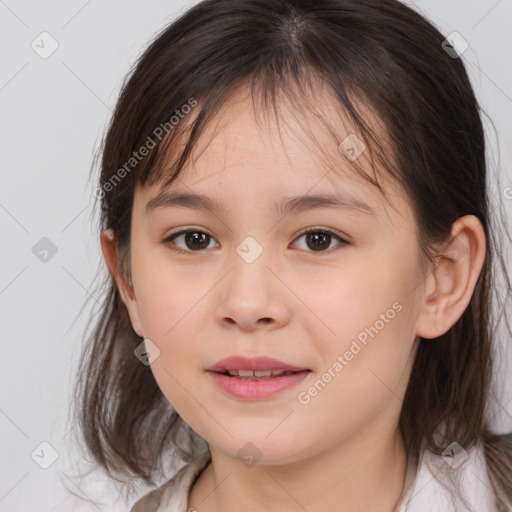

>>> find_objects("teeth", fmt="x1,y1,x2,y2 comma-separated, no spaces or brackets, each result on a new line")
254,370,273,377
224,369,293,378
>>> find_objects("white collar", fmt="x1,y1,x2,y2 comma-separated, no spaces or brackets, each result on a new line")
396,440,499,511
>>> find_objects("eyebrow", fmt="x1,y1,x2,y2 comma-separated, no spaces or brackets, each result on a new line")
145,191,376,217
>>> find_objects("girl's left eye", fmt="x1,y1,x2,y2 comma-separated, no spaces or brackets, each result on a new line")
163,228,348,254
292,228,348,252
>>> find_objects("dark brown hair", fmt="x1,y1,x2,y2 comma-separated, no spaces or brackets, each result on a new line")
72,0,512,508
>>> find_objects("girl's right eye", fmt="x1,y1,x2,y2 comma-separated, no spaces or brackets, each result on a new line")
164,230,219,254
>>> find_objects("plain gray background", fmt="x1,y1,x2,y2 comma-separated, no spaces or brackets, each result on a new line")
1,0,511,510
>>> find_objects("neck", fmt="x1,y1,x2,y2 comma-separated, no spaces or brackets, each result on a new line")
189,424,408,512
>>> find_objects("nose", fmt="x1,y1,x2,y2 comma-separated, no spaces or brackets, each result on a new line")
214,249,292,332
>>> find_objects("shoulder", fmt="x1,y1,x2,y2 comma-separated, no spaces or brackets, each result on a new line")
130,451,211,512
405,440,499,512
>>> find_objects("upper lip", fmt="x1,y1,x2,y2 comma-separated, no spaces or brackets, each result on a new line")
207,356,309,373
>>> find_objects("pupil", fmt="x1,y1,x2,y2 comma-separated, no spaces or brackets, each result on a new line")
185,232,209,250
307,232,330,251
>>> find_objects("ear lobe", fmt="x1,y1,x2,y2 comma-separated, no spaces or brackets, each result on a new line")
415,215,486,340
100,229,144,337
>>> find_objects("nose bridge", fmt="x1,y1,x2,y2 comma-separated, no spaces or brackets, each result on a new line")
235,234,266,266
228,233,273,298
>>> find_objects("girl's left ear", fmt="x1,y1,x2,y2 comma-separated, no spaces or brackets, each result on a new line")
415,215,487,340
100,229,144,338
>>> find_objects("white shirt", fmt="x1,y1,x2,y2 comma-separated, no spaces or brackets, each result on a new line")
130,441,500,511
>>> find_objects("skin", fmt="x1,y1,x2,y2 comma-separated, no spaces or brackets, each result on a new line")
101,84,486,512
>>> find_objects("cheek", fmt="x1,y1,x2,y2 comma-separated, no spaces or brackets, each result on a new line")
131,248,206,341
294,309,416,449
297,262,408,349
130,247,210,379
297,259,418,408
316,240,420,345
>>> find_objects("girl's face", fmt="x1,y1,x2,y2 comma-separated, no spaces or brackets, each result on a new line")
119,86,428,464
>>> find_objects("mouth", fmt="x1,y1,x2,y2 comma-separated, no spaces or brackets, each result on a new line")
206,356,312,399
212,369,310,380
207,355,310,374
206,356,311,398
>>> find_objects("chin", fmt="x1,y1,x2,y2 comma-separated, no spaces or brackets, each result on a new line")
210,432,312,467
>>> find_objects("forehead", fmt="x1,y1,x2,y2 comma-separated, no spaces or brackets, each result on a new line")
136,81,409,223
184,82,380,180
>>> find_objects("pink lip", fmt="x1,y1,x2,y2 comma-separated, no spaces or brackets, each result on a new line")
207,355,308,373
207,370,311,400
206,355,311,400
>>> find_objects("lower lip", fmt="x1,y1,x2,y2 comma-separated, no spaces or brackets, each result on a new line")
207,370,311,400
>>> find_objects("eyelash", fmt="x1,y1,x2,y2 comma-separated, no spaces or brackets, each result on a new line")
162,227,348,255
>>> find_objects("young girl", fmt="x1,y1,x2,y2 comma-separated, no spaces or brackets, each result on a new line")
74,0,512,510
